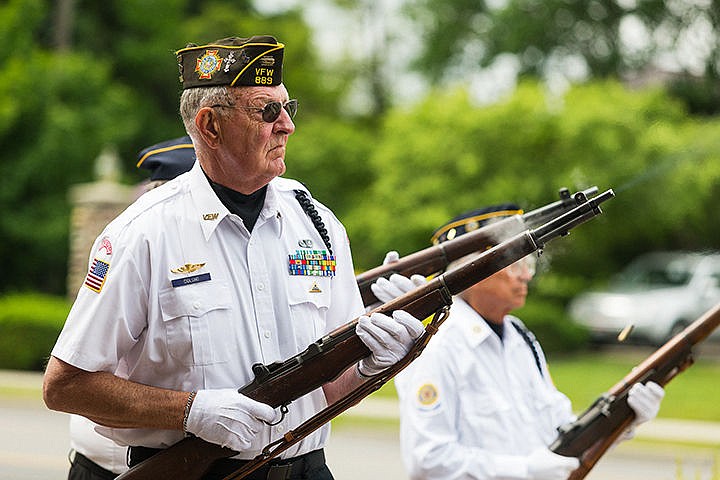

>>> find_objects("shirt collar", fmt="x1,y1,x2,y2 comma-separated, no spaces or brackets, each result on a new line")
454,297,525,349
188,162,287,241
188,162,230,240
454,298,492,347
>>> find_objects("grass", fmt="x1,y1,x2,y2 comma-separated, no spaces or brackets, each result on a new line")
549,349,720,422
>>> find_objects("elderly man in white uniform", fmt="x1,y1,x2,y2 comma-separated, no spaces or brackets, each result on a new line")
43,35,424,480
393,204,665,480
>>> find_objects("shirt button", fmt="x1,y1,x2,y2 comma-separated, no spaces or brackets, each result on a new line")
264,330,271,339
257,283,265,291
276,425,285,433
193,302,201,310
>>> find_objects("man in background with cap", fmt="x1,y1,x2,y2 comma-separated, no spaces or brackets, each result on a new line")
65,136,196,480
44,35,424,480
135,135,196,190
393,204,665,480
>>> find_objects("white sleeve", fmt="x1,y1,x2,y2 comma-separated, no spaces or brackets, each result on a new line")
52,228,149,373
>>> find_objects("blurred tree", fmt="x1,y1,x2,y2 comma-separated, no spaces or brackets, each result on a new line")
402,0,720,113
285,116,376,219
321,0,408,116
341,79,720,350
0,50,142,292
344,80,720,281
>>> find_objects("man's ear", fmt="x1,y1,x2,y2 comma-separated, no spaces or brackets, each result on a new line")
195,107,222,148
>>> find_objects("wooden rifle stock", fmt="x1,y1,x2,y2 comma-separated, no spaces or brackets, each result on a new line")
550,301,720,480
117,189,613,480
356,186,599,305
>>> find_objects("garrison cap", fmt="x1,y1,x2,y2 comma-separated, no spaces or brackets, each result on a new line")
431,203,523,245
175,35,284,89
136,136,195,181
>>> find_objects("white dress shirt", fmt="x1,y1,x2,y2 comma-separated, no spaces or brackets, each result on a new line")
395,298,574,479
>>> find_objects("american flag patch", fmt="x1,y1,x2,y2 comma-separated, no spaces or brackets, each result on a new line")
84,258,110,293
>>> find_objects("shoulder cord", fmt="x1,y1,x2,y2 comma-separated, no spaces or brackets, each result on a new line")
510,319,544,377
293,189,333,256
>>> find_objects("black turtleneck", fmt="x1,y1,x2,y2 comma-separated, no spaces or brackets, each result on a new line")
208,179,268,233
485,319,505,341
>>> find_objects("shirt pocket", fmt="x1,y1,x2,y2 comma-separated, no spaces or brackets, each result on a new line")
286,277,331,345
528,387,572,443
460,390,512,444
158,281,232,366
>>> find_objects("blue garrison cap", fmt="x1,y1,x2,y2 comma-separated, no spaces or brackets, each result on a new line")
431,203,523,245
136,136,195,181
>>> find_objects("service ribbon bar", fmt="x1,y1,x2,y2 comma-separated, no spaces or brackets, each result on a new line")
288,250,336,277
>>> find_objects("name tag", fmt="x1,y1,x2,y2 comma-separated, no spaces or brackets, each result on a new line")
171,273,211,288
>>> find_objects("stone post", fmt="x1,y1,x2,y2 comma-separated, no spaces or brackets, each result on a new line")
67,146,136,299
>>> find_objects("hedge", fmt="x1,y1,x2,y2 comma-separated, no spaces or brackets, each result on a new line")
0,293,70,371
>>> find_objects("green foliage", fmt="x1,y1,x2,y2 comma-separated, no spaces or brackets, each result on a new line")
339,80,720,354
0,0,46,62
285,116,377,226
0,50,142,293
402,0,720,113
0,293,70,371
345,80,720,282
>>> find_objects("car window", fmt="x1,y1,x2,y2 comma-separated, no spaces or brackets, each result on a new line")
613,254,696,289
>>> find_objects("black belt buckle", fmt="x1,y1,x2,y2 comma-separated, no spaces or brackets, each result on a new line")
267,463,294,480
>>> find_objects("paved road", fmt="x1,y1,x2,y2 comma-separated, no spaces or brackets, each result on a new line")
2,370,718,479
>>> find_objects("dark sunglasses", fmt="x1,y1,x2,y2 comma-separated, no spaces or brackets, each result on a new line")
211,99,298,123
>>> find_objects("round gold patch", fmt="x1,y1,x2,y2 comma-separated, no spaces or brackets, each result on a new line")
417,383,439,406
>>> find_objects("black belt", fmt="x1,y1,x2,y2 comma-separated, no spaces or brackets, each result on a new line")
129,446,326,480
70,451,120,480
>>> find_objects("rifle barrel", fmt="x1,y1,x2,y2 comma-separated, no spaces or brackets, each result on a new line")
357,186,601,305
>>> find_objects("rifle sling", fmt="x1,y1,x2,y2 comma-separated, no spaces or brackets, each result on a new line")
220,306,452,480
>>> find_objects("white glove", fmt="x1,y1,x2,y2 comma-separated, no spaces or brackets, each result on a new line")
370,251,427,303
356,310,425,376
627,381,665,425
527,447,580,480
185,389,277,452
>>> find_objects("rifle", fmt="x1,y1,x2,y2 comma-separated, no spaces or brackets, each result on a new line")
550,301,720,480
356,186,599,305
117,189,614,480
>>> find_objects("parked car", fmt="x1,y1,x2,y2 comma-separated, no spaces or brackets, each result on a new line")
568,251,720,346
